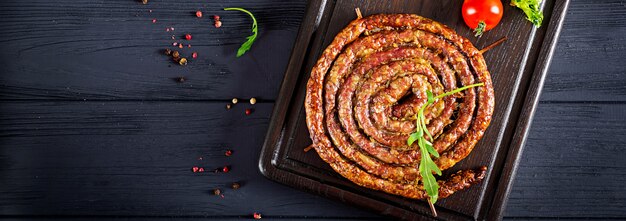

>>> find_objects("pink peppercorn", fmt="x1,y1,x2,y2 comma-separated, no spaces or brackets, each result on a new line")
185,34,192,40
196,11,203,18
192,52,198,59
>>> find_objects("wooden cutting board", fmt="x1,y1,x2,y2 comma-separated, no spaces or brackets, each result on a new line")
259,0,569,220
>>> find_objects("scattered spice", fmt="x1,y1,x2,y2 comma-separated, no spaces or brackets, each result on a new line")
220,194,225,198
225,149,233,156
253,212,262,220
196,11,203,18
214,15,221,20
192,52,198,59
214,20,222,28
226,104,232,109
171,27,175,31
232,98,238,104
222,166,230,173
198,157,203,160
164,49,172,55
213,189,221,195
178,44,183,49
172,51,180,58
231,182,240,190
175,76,185,83
249,97,257,104
198,167,204,172
152,19,157,23
245,108,253,115
173,42,178,46
171,35,175,40
192,166,199,173
187,44,191,48
179,57,188,65
141,0,148,4
185,34,192,40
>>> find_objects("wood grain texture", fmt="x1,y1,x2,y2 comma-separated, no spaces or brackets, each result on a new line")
540,0,626,102
506,103,626,217
0,0,624,220
0,101,374,218
0,0,304,101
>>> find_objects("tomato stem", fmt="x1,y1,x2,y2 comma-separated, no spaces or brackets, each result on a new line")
474,21,486,37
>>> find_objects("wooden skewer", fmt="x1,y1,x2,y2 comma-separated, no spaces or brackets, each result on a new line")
479,36,507,54
428,201,438,217
304,144,314,152
355,8,363,19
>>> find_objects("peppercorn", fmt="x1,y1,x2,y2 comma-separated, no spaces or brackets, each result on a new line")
214,15,220,20
213,189,221,195
172,51,180,58
225,104,232,109
192,52,198,59
232,98,238,104
222,166,230,173
196,11,203,18
141,0,148,4
225,150,232,156
231,182,240,190
249,97,257,104
164,48,172,55
198,167,204,172
185,34,192,40
214,20,222,28
253,212,262,219
192,166,199,173
179,57,188,66
245,108,253,115
178,44,183,49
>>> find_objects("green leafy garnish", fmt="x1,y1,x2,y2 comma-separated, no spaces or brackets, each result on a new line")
224,7,258,57
407,83,484,212
510,0,544,27
474,21,486,37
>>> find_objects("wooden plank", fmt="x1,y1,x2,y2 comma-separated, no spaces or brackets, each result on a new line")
0,0,305,100
541,0,626,102
0,101,375,217
505,103,626,218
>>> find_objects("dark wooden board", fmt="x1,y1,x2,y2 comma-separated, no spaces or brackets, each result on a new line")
0,0,303,101
0,101,376,218
1,0,625,220
260,0,570,220
506,103,626,217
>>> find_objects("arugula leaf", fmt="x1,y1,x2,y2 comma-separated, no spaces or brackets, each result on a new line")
407,132,420,146
407,82,485,210
224,8,258,57
510,0,544,27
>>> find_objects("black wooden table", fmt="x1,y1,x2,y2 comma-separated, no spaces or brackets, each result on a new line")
0,0,624,220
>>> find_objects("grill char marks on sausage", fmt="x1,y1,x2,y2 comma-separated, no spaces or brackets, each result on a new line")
305,14,495,200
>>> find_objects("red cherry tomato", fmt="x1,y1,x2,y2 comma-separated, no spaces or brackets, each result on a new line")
462,0,503,36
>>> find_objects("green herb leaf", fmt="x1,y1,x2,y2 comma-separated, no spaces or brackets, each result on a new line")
407,132,420,146
224,8,258,57
510,0,544,27
419,147,439,203
407,83,485,208
426,91,434,103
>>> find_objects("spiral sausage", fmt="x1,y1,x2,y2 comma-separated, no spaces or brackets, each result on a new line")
305,14,494,199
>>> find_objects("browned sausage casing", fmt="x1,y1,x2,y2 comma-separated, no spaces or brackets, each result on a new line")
305,14,494,199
